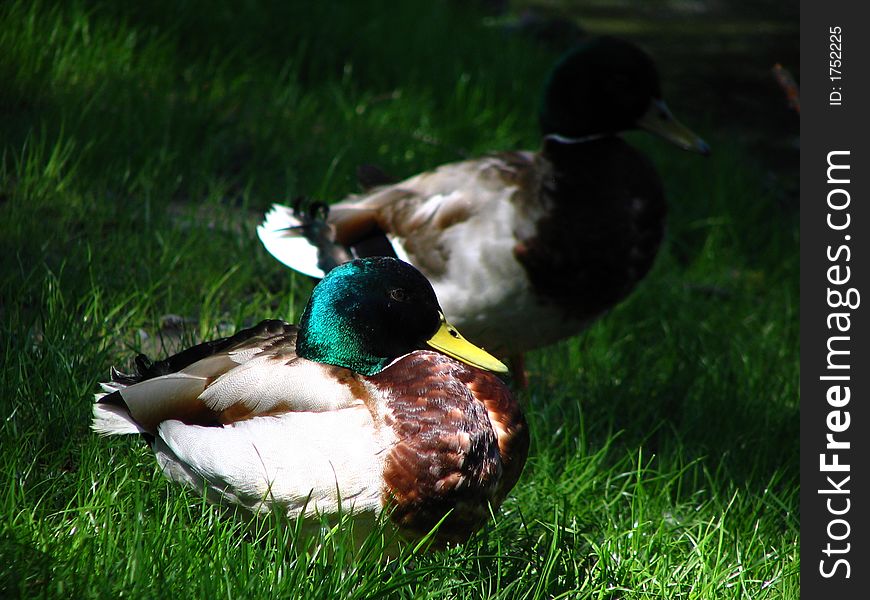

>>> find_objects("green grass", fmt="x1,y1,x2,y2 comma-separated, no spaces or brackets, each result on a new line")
0,1,798,597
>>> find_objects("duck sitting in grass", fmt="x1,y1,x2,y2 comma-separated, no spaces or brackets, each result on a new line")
257,37,710,383
93,257,528,547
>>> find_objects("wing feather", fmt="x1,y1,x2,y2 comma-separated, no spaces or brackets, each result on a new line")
257,153,537,281
198,355,362,414
93,320,363,436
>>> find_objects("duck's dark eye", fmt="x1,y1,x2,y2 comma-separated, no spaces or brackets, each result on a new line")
388,288,408,302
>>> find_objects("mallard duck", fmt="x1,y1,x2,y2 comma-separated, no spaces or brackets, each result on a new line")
93,257,528,547
257,37,709,373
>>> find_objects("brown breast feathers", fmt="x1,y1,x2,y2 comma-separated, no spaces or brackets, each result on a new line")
370,351,529,545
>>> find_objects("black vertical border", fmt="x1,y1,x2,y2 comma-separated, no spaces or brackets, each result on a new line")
801,1,869,597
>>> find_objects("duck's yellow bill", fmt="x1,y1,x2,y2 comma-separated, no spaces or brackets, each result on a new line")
638,99,711,156
427,314,508,373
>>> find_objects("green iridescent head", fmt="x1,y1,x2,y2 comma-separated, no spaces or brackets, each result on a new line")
539,36,710,155
296,257,507,376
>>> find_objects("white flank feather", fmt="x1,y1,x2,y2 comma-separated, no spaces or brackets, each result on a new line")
155,407,388,516
257,204,327,278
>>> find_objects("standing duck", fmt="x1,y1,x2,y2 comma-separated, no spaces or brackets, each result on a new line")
257,37,709,378
93,257,528,547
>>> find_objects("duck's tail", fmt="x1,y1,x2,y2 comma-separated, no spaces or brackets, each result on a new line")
257,202,351,279
92,320,298,437
92,377,148,436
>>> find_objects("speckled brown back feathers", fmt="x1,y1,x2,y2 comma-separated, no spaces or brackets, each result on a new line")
325,153,540,281
370,351,528,545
